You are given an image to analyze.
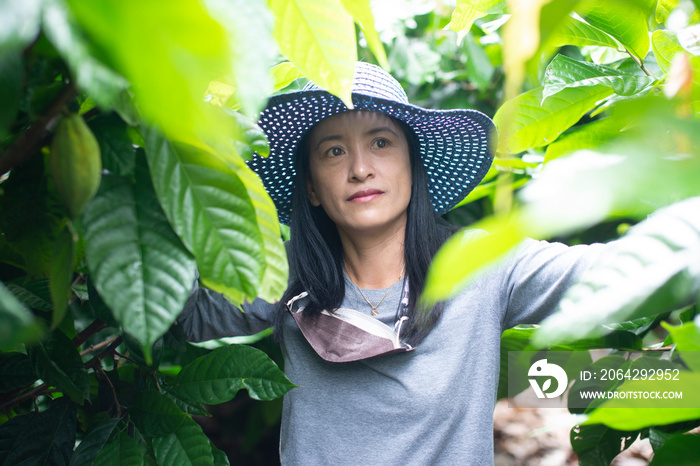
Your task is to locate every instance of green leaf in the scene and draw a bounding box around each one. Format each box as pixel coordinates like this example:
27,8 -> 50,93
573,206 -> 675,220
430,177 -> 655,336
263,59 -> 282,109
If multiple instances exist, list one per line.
650,432 -> 700,465
493,85 -> 614,154
225,110 -> 270,160
0,281 -> 43,350
170,344 -> 295,404
544,117 -> 626,162
340,0 -> 389,69
42,0 -> 129,109
652,29 -> 685,73
571,423 -> 639,465
144,130 -> 264,304
543,54 -> 655,100
0,397 -> 76,465
0,0 -> 41,55
233,156 -> 288,303
577,0 -> 651,60
152,417 -> 214,466
0,50 -> 23,139
49,226 -> 75,329
423,220 -> 527,304
83,166 -> 196,357
6,279 -> 52,312
0,352 -> 37,393
88,113 -> 137,179
271,61 -> 301,91
446,0 -> 506,42
129,390 -> 187,438
463,33 -> 495,92
268,0 -> 357,108
28,330 -> 90,404
202,0 -> 276,117
212,445 -> 231,466
548,16 -> 620,49
663,322 -> 700,371
65,0 -> 232,143
69,418 -> 120,466
533,196 -> 700,347
584,375 -> 700,429
93,431 -> 145,466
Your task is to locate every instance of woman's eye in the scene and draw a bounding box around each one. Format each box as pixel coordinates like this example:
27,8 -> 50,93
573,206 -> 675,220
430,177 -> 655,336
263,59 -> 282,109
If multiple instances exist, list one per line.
327,147 -> 343,157
373,138 -> 388,149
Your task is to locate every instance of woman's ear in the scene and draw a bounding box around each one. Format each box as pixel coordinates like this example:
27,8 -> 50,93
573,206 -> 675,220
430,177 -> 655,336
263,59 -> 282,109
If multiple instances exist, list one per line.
306,175 -> 321,207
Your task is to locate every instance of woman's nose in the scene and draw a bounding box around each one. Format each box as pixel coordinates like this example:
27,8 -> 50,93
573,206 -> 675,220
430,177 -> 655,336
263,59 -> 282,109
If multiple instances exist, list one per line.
348,148 -> 374,181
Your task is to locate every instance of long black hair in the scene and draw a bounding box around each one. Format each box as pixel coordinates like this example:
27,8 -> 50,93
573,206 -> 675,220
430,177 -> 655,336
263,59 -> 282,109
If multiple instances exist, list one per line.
276,116 -> 457,346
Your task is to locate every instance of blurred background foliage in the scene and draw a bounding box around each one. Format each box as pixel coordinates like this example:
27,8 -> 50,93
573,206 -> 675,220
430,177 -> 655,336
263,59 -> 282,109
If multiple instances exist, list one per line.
1,0 -> 700,464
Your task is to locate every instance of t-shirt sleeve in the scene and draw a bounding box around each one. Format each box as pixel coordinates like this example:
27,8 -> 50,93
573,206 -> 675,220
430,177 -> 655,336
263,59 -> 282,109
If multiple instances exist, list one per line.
499,238 -> 606,330
177,276 -> 277,342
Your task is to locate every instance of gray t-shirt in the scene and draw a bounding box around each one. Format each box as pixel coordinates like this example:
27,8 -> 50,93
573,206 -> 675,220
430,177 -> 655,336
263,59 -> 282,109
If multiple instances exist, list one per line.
178,238 -> 602,465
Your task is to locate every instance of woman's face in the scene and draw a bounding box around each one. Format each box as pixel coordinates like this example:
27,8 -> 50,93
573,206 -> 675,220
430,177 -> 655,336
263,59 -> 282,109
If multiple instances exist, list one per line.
306,110 -> 412,237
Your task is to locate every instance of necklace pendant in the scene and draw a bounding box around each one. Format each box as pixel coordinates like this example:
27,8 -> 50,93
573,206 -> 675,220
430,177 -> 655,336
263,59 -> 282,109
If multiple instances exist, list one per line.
371,309 -> 379,316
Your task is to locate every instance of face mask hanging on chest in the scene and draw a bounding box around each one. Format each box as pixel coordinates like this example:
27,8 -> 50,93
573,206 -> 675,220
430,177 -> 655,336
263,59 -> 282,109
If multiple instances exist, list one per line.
285,279 -> 414,363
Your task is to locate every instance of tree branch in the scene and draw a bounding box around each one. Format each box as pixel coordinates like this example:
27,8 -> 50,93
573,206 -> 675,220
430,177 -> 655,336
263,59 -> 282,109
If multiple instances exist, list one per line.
0,83 -> 77,176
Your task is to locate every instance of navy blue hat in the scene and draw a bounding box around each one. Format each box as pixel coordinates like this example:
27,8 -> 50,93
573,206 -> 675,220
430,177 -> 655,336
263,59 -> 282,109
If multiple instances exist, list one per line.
249,62 -> 496,225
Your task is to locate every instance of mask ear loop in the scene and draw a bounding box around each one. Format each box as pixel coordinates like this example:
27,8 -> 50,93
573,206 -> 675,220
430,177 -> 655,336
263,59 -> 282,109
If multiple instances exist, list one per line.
393,277 -> 410,338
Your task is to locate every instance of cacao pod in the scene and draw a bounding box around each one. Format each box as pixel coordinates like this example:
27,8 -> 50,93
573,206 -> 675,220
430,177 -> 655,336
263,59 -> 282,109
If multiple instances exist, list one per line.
50,113 -> 102,218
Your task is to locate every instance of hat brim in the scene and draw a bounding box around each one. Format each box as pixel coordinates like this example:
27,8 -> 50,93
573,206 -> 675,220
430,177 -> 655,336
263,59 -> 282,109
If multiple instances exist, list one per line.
250,90 -> 496,225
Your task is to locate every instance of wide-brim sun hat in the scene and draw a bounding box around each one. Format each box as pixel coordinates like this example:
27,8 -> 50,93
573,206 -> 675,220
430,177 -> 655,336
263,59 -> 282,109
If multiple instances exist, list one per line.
249,62 -> 496,225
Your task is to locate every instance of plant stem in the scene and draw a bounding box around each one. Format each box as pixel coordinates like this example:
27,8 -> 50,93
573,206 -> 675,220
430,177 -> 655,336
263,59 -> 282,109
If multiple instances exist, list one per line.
80,335 -> 121,357
625,48 -> 653,77
0,83 -> 77,176
0,383 -> 57,410
73,319 -> 108,348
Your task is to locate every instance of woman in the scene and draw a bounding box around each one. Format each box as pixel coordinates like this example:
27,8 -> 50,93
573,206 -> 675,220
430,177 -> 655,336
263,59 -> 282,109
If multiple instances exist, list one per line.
179,62 -> 600,464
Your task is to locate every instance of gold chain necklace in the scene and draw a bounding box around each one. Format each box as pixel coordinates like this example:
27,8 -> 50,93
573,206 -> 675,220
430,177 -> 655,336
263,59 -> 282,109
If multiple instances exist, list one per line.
345,265 -> 404,316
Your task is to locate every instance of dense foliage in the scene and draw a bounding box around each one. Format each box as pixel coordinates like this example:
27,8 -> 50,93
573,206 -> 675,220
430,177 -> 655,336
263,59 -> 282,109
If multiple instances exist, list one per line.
0,0 -> 699,464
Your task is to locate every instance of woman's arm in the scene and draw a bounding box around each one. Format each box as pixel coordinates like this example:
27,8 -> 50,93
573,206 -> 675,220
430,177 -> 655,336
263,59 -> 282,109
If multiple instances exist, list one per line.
177,277 -> 277,342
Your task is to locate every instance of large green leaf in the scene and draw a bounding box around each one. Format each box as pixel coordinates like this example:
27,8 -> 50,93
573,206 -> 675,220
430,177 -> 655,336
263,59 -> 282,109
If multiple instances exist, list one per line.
650,432 -> 700,465
0,50 -> 23,139
42,0 -> 129,109
66,0 -> 233,144
49,226 -> 74,329
0,0 -> 41,55
584,374 -> 700,429
0,397 -> 76,465
83,166 -> 196,357
543,54 -> 655,100
144,131 -> 265,304
93,431 -> 145,466
423,221 -> 527,304
152,417 -> 214,466
129,390 -> 188,438
225,153 -> 288,303
571,423 -> 639,465
340,0 -> 388,69
268,0 -> 357,108
170,344 -> 295,404
576,0 -> 651,60
651,29 -> 685,73
548,16 -> 620,49
446,0 -> 506,42
202,0 -> 276,118
28,330 -> 90,404
88,113 -> 137,178
69,418 -> 120,466
533,196 -> 700,347
494,85 -> 614,154
544,117 -> 626,162
0,281 -> 42,350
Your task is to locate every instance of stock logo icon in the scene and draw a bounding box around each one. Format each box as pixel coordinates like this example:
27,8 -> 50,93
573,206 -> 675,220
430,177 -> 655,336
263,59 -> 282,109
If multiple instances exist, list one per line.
528,359 -> 568,399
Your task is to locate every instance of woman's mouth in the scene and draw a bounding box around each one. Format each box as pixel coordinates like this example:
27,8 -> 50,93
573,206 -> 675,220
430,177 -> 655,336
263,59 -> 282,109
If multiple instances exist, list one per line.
347,189 -> 384,203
